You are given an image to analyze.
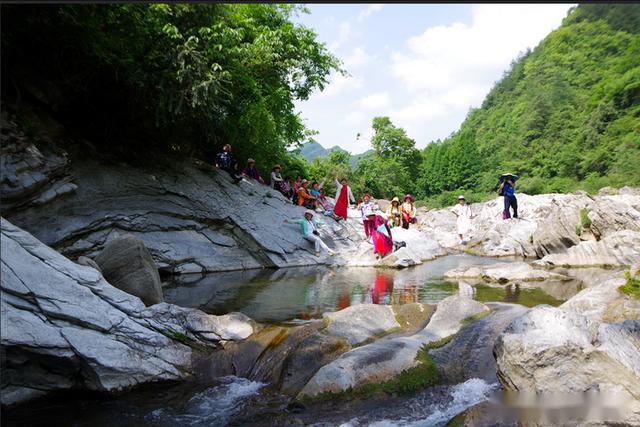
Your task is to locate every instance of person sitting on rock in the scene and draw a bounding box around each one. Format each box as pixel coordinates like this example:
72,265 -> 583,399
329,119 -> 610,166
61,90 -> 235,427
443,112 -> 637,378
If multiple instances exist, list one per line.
284,210 -> 335,257
452,195 -> 474,244
242,158 -> 265,184
401,194 -> 417,229
386,197 -> 401,228
215,144 -> 242,183
270,164 -> 284,191
297,179 -> 317,209
279,175 -> 293,200
318,187 -> 337,216
309,179 -> 325,199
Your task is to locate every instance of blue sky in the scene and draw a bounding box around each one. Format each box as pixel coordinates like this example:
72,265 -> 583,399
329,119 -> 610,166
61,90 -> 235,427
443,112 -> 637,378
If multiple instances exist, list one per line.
293,4 -> 574,154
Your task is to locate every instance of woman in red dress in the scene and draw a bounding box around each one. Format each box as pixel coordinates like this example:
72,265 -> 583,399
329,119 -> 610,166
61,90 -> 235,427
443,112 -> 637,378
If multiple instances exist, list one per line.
367,212 -> 393,259
332,172 -> 355,220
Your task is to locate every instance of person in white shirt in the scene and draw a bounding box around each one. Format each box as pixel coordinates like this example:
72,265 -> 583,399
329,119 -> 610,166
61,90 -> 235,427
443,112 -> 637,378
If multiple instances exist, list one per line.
359,193 -> 376,240
452,195 -> 473,244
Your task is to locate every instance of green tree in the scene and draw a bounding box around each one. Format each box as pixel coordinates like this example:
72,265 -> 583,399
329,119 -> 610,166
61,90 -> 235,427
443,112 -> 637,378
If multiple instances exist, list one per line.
1,4 -> 342,169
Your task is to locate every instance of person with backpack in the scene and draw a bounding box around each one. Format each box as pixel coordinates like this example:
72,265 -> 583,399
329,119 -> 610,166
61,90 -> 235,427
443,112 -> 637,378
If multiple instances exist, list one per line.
498,173 -> 518,219
284,210 -> 335,257
215,144 -> 242,183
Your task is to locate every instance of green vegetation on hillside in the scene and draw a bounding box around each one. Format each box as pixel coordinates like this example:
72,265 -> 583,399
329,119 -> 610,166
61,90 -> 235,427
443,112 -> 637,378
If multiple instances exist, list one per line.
1,4 -> 340,168
418,4 -> 640,201
297,5 -> 639,207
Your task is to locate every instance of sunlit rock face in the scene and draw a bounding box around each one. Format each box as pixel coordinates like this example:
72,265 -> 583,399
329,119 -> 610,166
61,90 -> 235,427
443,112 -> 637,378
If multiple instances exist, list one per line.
418,190 -> 640,267
0,219 -> 254,406
298,294 -> 489,397
494,306 -> 640,426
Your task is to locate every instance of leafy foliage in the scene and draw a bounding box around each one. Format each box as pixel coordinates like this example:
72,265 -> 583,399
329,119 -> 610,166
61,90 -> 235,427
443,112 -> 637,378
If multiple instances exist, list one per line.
417,4 -> 640,201
1,4 -> 341,168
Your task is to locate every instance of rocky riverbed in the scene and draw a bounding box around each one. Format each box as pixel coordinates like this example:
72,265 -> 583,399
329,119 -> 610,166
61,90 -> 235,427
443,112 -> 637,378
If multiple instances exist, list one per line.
2,115 -> 640,424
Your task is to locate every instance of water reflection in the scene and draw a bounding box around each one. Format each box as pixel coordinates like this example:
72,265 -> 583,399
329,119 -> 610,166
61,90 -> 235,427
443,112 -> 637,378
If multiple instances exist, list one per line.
163,255 -> 573,324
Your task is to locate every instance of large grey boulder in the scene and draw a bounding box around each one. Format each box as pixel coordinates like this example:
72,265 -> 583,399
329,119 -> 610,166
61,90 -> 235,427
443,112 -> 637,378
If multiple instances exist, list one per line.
94,234 -> 162,306
323,304 -> 401,346
299,294 -> 489,397
0,218 -> 254,406
495,306 -> 640,425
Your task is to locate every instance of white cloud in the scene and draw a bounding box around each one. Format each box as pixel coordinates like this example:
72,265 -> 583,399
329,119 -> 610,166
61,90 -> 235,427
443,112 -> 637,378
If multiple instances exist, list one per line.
357,4 -> 384,22
329,21 -> 355,52
345,110 -> 367,125
343,46 -> 373,69
315,72 -> 363,99
357,91 -> 391,109
388,4 -> 573,145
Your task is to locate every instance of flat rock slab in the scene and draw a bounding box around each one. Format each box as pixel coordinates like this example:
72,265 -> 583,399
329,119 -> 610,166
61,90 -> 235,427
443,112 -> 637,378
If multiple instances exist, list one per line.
324,304 -> 401,346
444,261 -> 570,283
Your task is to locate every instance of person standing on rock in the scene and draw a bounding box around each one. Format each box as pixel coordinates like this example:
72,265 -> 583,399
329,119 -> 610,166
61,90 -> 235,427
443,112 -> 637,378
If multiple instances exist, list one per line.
333,172 -> 355,221
284,210 -> 335,257
215,144 -> 242,183
387,197 -> 402,228
401,194 -> 417,229
359,194 -> 376,240
499,174 -> 518,219
367,211 -> 393,259
452,195 -> 473,244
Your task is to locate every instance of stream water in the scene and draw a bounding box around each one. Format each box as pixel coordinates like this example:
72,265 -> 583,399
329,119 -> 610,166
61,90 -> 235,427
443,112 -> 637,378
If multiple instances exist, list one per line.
4,255 -> 586,427
163,254 -> 572,324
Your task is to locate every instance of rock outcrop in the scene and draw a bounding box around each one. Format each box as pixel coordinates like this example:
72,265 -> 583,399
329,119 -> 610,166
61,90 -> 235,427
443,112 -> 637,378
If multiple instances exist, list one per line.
298,294 -> 489,397
0,218 -> 254,406
444,261 -> 571,284
419,191 -> 640,266
494,306 -> 640,425
94,235 -> 163,306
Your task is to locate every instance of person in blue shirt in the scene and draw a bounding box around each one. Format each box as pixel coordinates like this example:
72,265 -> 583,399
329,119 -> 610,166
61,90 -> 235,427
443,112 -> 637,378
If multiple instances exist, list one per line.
499,174 -> 518,219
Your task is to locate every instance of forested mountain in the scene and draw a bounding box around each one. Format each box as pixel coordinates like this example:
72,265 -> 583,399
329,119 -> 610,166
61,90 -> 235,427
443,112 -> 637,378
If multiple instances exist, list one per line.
299,140 -> 373,168
418,4 -> 640,203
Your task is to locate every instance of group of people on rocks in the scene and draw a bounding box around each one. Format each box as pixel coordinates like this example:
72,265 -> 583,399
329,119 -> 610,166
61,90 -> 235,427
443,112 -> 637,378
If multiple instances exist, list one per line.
215,144 -> 518,259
